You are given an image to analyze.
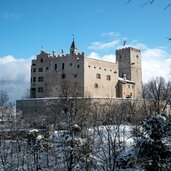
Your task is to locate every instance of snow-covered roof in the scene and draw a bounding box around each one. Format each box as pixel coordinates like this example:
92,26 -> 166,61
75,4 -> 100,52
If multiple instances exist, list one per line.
118,77 -> 135,84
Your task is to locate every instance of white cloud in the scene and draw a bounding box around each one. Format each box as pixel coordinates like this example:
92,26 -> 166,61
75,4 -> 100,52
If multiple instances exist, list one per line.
88,52 -> 115,63
88,40 -> 120,50
141,48 -> 171,83
0,55 -> 31,82
0,55 -> 31,102
142,48 -> 169,59
101,32 -> 120,39
117,42 -> 147,50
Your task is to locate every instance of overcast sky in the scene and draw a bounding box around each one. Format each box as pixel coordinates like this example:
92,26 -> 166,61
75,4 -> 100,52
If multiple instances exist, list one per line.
0,0 -> 171,102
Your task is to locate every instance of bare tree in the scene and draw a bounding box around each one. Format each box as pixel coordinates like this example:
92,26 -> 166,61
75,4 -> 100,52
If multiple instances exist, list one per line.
143,77 -> 171,115
126,0 -> 171,9
0,90 -> 9,107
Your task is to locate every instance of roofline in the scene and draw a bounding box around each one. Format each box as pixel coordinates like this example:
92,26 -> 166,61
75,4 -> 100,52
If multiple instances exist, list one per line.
85,56 -> 117,65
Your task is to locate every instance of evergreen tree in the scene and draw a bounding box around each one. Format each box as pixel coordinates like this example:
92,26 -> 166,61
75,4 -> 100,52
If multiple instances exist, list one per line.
135,114 -> 171,170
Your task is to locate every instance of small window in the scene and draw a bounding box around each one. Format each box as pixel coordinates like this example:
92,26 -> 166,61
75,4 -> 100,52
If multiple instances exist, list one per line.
106,75 -> 111,81
88,65 -> 91,68
104,69 -> 106,71
38,68 -> 43,72
38,77 -> 43,82
128,85 -> 130,88
40,59 -> 43,63
62,74 -> 65,79
70,63 -> 72,66
99,67 -> 101,69
136,55 -> 139,58
33,68 -> 36,72
94,67 -> 96,69
96,73 -> 101,79
38,87 -> 43,92
46,67 -> 49,70
94,83 -> 98,88
132,85 -> 134,89
33,77 -> 36,82
55,64 -> 57,70
62,63 -> 64,70
77,65 -> 80,68
110,70 -> 112,72
114,71 -> 117,74
120,55 -> 122,60
32,63 -> 36,66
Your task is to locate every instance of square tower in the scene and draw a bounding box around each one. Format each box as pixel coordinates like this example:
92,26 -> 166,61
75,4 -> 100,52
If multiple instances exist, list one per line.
116,47 -> 142,98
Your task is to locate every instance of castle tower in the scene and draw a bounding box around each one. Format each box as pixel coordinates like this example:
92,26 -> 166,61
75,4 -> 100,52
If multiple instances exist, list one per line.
116,47 -> 142,98
70,38 -> 78,55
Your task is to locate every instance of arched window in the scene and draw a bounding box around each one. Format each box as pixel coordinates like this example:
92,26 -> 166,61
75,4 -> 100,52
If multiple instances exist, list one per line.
96,73 -> 101,79
106,75 -> 111,81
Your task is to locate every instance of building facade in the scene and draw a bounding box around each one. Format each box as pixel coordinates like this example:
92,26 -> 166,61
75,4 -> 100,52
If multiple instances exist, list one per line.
30,39 -> 142,99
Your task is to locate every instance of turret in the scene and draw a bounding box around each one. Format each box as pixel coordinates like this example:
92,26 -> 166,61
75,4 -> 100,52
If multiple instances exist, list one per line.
70,38 -> 78,55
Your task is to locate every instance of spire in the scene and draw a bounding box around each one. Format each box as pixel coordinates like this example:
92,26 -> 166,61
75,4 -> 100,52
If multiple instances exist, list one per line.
70,35 -> 78,54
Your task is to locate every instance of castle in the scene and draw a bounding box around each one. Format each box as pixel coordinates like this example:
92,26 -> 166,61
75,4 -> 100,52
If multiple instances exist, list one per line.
29,39 -> 142,99
16,39 -> 142,115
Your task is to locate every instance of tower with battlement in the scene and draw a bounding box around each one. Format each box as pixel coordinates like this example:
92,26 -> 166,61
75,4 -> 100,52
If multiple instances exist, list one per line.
116,47 -> 142,98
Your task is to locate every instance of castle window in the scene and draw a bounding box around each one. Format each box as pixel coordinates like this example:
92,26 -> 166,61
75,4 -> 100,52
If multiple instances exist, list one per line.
62,63 -> 64,70
114,71 -> 117,74
38,77 -> 43,82
40,59 -> 43,63
88,65 -> 91,68
38,87 -> 43,92
99,67 -> 101,69
136,55 -> 139,58
132,85 -> 134,89
62,74 -> 65,79
96,73 -> 101,79
70,63 -> 72,66
55,64 -> 57,70
33,77 -> 36,82
32,63 -> 36,66
128,85 -> 130,88
94,83 -> 98,88
33,68 -> 36,72
120,55 -> 122,60
46,67 -> 49,70
38,68 -> 43,72
94,67 -> 96,69
106,75 -> 111,81
104,69 -> 106,71
77,65 -> 80,68
110,70 -> 112,72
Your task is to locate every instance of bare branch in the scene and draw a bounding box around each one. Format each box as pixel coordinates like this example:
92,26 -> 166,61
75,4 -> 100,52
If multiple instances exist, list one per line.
164,2 -> 171,9
126,0 -> 171,9
125,0 -> 132,4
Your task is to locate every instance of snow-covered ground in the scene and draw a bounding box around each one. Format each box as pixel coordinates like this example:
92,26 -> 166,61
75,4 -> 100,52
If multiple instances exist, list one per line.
0,125 -> 142,171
